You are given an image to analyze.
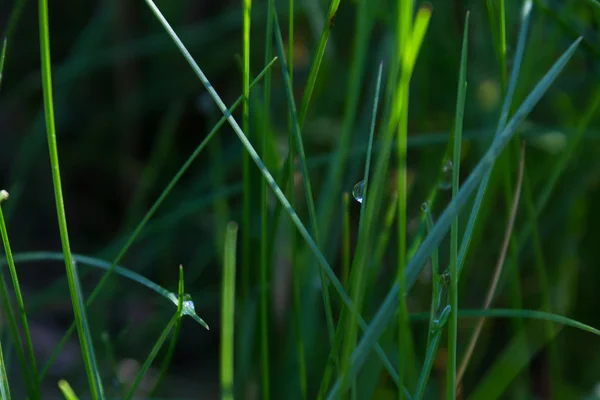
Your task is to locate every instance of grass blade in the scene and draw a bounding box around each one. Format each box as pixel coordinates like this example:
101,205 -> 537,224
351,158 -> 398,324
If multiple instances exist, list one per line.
0,191 -> 39,397
38,0 -> 104,396
272,6 -> 336,348
221,222 -> 238,400
326,36 -> 582,399
456,142 -> 525,385
241,0 -> 252,300
447,11 -> 469,399
58,380 -> 80,400
457,0 -> 532,281
340,60 -> 384,394
125,266 -> 185,399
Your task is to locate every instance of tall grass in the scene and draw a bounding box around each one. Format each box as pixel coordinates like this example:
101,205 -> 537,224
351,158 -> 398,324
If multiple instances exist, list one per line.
1,1 -> 600,399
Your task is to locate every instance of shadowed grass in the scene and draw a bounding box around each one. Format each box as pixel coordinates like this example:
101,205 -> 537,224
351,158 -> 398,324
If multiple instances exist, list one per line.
0,189 -> 39,398
326,36 -> 582,399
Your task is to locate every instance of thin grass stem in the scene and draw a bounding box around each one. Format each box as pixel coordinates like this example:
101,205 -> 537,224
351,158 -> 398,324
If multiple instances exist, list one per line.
38,0 -> 104,396
221,223 -> 238,400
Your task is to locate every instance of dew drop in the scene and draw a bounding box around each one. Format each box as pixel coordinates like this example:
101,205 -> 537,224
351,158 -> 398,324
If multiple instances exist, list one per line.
438,160 -> 453,190
352,180 -> 366,204
421,202 -> 428,212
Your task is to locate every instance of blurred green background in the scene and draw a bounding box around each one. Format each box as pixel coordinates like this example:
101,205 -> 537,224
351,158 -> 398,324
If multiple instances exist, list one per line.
2,0 -> 600,398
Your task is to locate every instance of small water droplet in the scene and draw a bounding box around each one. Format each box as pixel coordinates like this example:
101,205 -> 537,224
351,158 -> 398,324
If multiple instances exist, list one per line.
421,202 -> 428,212
352,180 -> 366,204
438,160 -> 453,190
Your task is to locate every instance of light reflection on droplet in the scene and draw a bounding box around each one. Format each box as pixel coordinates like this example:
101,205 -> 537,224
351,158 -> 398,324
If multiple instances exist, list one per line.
352,180 -> 366,204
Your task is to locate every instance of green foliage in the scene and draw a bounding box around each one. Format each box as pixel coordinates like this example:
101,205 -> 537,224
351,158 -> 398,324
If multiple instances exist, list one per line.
0,0 -> 599,399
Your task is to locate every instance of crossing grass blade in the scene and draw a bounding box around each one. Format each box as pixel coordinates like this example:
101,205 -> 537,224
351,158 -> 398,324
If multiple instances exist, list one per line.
38,0 -> 104,396
325,36 -> 582,399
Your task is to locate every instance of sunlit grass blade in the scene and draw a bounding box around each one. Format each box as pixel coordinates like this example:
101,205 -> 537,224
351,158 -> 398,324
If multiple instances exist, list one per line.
58,380 -> 80,400
221,222 -> 238,400
37,56 -> 276,381
38,0 -> 104,397
125,266 -> 185,400
0,190 -> 39,397
447,11 -> 469,399
457,0 -> 532,281
241,0 -> 252,300
297,0 -> 340,125
326,37 -> 582,399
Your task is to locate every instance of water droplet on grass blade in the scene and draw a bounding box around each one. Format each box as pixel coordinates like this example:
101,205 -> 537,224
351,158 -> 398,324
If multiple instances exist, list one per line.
421,202 -> 428,212
352,180 -> 366,203
438,160 -> 453,190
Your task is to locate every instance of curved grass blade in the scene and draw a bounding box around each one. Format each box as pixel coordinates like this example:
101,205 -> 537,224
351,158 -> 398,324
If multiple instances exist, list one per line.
409,308 -> 600,336
0,194 -> 11,400
326,37 -> 582,399
38,0 -> 104,396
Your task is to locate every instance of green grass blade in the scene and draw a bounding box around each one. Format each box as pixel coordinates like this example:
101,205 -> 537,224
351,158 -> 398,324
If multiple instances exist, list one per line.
0,38 -> 6,91
410,308 -> 600,336
261,1 -> 273,399
340,60 -> 384,395
37,57 -> 276,381
241,0 -> 252,300
0,191 -> 39,397
38,0 -> 104,396
457,0 -> 532,281
396,2 -> 415,396
58,380 -> 80,400
221,222 -> 238,400
125,266 -> 184,400
413,204 -> 441,400
272,7 -> 336,348
326,37 -> 582,399
297,0 -> 340,125
141,4 -> 421,389
447,11 -> 469,400
0,193 -> 11,400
